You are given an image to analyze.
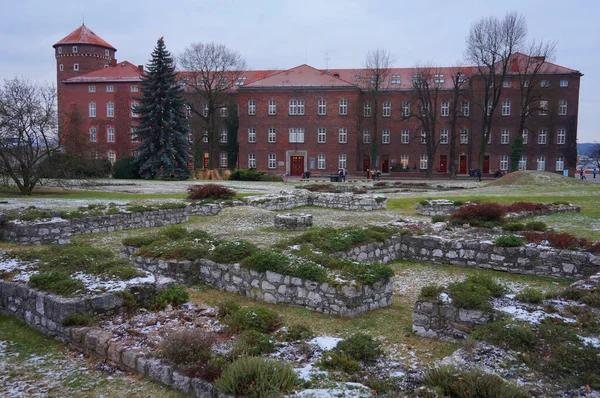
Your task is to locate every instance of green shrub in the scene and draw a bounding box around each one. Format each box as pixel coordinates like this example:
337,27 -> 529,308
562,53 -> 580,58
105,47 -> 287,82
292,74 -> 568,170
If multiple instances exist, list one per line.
525,221 -> 547,232
503,222 -> 524,232
431,215 -> 447,223
138,240 -> 210,261
232,330 -> 275,357
185,229 -> 213,242
335,333 -> 381,362
466,274 -> 506,297
28,272 -> 85,296
228,168 -> 265,181
419,200 -> 430,206
494,235 -> 524,247
217,300 -> 241,319
211,240 -> 258,263
293,261 -> 327,282
515,288 -> 545,303
420,285 -> 443,298
277,323 -> 314,342
163,225 -> 188,240
453,200 -> 465,206
38,153 -> 111,179
61,312 -> 96,326
471,320 -> 536,351
423,366 -> 529,398
157,202 -> 188,210
340,262 -> 394,285
93,259 -> 143,280
125,204 -> 155,213
215,357 -> 298,397
20,208 -> 53,221
318,351 -> 360,373
242,251 -> 289,273
448,283 -> 493,310
160,329 -> 221,380
152,285 -> 189,310
224,307 -> 281,333
581,291 -> 600,307
111,156 -> 139,179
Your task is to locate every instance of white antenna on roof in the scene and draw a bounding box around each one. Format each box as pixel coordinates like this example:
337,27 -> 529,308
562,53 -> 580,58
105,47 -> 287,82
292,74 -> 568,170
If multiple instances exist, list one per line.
325,52 -> 330,72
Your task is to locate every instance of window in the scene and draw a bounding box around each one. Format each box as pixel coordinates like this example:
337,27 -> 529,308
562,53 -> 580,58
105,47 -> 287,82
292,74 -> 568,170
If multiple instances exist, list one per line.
220,106 -> 228,117
317,127 -> 326,143
339,98 -> 348,115
391,74 -> 401,84
106,85 -> 114,92
108,150 -> 116,164
519,156 -> 527,170
420,131 -> 427,144
382,128 -> 390,144
88,85 -> 96,93
440,129 -> 448,144
338,127 -> 347,143
248,153 -> 256,168
363,102 -> 371,117
89,127 -> 97,142
132,130 -> 140,142
131,102 -> 139,118
318,153 -> 326,169
558,100 -> 567,115
289,127 -> 305,143
412,74 -> 422,84
539,100 -> 548,115
522,129 -> 528,144
203,104 -> 209,117
185,105 -> 192,118
501,99 -> 510,116
107,127 -> 115,142
420,155 -> 428,170
220,153 -> 228,168
420,102 -> 429,116
220,128 -> 228,143
131,85 -> 139,92
72,46 -> 78,53
557,128 -> 566,145
457,73 -> 467,83
363,130 -> 370,144
105,49 -> 110,57
560,80 -> 568,87
460,129 -> 469,144
501,128 -> 510,144
486,100 -> 492,115
268,153 -> 276,169
523,81 -> 530,88
107,102 -> 114,117
383,101 -> 391,117
338,153 -> 347,169
248,127 -> 256,143
488,131 -> 492,144
201,133 -> 208,143
289,99 -> 305,115
401,128 -> 410,144
537,156 -> 546,171
402,101 -> 410,117
441,101 -> 449,117
73,63 -> 79,71
58,47 -> 62,54
317,99 -> 326,115
503,80 -> 512,88
59,64 -> 64,71
500,155 -> 508,171
248,99 -> 256,115
541,80 -> 549,87
538,129 -> 547,144
461,101 -> 470,116
89,102 -> 96,117
267,127 -> 276,143
400,155 -> 409,169
556,156 -> 565,171
434,74 -> 445,84
268,99 -> 276,115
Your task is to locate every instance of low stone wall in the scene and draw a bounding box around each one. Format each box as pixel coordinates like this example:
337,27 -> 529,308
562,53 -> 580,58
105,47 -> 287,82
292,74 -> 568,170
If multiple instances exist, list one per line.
244,189 -> 387,211
412,298 -> 494,340
121,246 -> 394,317
335,234 -> 600,279
415,200 -> 460,216
186,203 -> 223,216
0,279 -> 231,398
274,213 -> 313,230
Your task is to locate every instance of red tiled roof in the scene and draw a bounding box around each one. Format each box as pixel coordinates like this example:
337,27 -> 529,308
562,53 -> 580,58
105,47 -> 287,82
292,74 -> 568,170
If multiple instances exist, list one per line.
53,24 -> 116,51
64,61 -> 142,83
244,64 -> 358,88
504,52 -> 581,75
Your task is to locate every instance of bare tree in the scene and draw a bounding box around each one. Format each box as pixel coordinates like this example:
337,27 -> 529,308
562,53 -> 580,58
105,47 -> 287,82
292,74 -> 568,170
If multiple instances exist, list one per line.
178,43 -> 247,169
465,11 -> 527,170
360,49 -> 394,168
590,143 -> 600,171
0,77 -> 58,195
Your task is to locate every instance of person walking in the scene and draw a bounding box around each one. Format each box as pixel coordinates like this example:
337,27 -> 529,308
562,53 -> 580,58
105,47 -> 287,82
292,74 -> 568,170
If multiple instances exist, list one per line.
594,168 -> 597,179
580,168 -> 586,180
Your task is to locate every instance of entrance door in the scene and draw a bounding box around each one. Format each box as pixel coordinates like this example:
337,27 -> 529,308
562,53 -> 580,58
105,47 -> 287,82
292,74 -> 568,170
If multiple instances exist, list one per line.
363,155 -> 371,172
459,155 -> 467,174
203,153 -> 209,169
290,156 -> 304,176
483,155 -> 490,174
381,155 -> 389,173
439,155 -> 447,173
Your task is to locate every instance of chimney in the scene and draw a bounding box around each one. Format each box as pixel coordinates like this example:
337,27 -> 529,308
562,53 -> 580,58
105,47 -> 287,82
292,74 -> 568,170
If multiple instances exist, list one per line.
533,56 -> 546,62
138,65 -> 144,73
333,73 -> 340,78
112,59 -> 117,66
511,58 -> 519,72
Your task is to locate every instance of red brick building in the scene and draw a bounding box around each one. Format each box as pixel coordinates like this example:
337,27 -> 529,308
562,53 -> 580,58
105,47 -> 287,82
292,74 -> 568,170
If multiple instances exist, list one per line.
54,25 -> 582,177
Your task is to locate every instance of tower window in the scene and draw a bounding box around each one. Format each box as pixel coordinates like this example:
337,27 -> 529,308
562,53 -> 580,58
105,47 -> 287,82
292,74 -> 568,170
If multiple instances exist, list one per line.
59,64 -> 64,71
73,63 -> 79,71
58,47 -> 62,54
72,46 -> 78,53
105,49 -> 109,57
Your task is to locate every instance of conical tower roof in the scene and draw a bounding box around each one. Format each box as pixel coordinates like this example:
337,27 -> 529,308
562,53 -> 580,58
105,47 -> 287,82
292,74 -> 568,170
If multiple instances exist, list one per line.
53,24 -> 116,50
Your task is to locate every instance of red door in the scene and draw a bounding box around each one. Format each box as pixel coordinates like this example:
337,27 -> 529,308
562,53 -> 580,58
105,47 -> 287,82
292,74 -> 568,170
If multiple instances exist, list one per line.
439,155 -> 447,173
459,155 -> 467,174
290,156 -> 304,176
483,155 -> 490,174
381,155 -> 389,173
363,156 -> 370,172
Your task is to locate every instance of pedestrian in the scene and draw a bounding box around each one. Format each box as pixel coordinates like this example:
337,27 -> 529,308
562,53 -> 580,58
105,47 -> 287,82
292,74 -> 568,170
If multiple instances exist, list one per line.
594,168 -> 597,179
580,168 -> 586,180
366,168 -> 371,180
338,168 -> 344,182
476,169 -> 482,182
343,168 -> 347,182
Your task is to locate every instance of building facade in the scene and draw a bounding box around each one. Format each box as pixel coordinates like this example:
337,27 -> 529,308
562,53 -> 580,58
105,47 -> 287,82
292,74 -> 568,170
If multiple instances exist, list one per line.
54,25 -> 582,177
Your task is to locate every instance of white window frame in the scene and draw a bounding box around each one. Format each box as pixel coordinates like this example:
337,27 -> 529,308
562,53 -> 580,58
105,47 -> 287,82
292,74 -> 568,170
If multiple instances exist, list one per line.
268,153 -> 276,169
289,127 -> 305,143
248,99 -> 256,115
540,100 -> 549,115
318,153 -> 326,169
382,128 -> 390,144
519,156 -> 527,170
108,150 -> 116,164
541,80 -> 550,87
338,127 -> 347,144
105,49 -> 110,57
391,74 -> 401,84
338,153 -> 347,169
131,102 -> 139,118
500,155 -> 508,171
106,85 -> 114,92
560,80 -> 568,87
59,64 -> 64,71
538,129 -> 547,144
339,98 -> 348,115
537,156 -> 546,171
363,130 -> 370,144
317,127 -> 326,143
203,104 -> 209,118
440,129 -> 448,145
73,63 -> 79,71
72,46 -> 78,53
402,101 -> 410,117
503,80 -> 512,88
89,102 -> 96,117
107,127 -> 115,143
248,127 -> 256,143
557,128 -> 566,145
131,85 -> 139,92
522,129 -> 528,144
400,155 -> 409,169
420,131 -> 427,144
268,127 -> 276,143
419,155 -> 428,170
132,129 -> 140,143
501,99 -> 510,116
220,106 -> 228,118
383,101 -> 391,117
501,128 -> 510,145
58,47 -> 62,54
317,99 -> 326,115
89,127 -> 97,142
364,102 -> 371,117
441,101 -> 449,117
555,156 -> 565,171
88,85 -> 96,93
434,74 -> 445,84
268,99 -> 276,115
401,128 -> 410,144
289,99 -> 305,115
558,100 -> 567,115
461,101 -> 470,116
248,153 -> 256,168
220,152 -> 228,168
107,102 -> 114,117
220,128 -> 228,143
460,129 -> 469,145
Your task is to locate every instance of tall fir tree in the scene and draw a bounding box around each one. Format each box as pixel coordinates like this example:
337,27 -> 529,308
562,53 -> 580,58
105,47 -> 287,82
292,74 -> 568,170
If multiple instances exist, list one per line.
133,37 -> 191,180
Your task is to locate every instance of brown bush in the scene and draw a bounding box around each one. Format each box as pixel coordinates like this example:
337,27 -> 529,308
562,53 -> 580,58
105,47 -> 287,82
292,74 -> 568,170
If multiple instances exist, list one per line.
450,202 -> 506,225
160,329 -> 224,380
504,202 -> 550,213
187,184 -> 235,200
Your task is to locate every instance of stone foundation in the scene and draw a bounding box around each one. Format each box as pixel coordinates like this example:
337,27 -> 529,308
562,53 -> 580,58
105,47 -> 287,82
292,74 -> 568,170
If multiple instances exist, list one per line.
244,189 -> 387,211
274,213 -> 313,230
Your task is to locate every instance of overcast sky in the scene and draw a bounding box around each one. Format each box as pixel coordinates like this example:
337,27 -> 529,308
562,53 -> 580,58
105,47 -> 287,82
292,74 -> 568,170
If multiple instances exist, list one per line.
1,0 -> 597,142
